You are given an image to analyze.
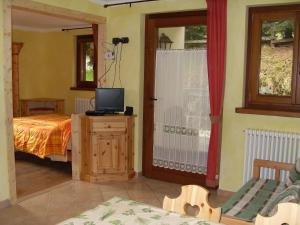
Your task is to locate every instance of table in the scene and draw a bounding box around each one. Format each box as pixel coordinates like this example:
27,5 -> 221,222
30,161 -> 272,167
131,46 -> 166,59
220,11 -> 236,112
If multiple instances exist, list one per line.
58,197 -> 224,225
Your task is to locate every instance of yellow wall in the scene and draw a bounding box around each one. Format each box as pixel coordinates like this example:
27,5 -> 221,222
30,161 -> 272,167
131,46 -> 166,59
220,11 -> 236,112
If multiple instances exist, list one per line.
106,0 -> 300,189
0,0 -> 205,202
13,29 -> 94,114
105,0 -> 206,171
14,0 -> 206,174
0,0 -> 106,202
31,0 -> 106,17
159,27 -> 185,49
220,0 -> 300,191
3,0 -> 300,202
0,0 -> 10,202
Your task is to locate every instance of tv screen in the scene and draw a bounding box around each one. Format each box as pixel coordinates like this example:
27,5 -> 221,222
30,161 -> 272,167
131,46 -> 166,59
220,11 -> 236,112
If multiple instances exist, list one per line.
95,88 -> 124,113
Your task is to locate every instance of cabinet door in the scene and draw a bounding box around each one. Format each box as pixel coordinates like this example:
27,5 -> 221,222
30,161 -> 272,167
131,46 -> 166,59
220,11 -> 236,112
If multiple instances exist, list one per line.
91,134 -> 126,174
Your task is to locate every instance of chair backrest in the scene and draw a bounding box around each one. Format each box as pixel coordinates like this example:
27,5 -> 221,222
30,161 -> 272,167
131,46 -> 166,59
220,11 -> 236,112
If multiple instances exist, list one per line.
163,185 -> 221,222
255,202 -> 300,225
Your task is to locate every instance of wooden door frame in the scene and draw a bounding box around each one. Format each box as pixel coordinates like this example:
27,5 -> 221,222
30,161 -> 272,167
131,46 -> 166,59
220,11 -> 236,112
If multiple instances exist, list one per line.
2,0 -> 106,204
142,11 -> 208,185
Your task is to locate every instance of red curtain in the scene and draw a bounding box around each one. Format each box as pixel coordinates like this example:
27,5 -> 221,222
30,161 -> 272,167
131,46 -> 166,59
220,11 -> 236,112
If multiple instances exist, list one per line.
206,0 -> 227,188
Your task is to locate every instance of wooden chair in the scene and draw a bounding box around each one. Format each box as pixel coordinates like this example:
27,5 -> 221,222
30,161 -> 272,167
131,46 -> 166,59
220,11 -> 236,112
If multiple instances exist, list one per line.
255,203 -> 300,225
163,185 -> 221,222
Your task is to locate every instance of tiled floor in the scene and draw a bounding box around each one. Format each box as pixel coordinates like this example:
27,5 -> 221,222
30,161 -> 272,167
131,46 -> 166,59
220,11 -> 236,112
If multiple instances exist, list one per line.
0,177 -> 229,225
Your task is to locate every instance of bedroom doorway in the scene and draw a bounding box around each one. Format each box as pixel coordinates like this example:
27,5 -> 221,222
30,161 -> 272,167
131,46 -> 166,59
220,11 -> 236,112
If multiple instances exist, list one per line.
11,8 -> 92,199
143,11 -> 209,185
3,0 -> 106,203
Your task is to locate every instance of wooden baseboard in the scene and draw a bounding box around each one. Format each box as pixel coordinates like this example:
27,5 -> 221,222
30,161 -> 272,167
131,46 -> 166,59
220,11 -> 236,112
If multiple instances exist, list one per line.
0,199 -> 11,210
217,189 -> 234,198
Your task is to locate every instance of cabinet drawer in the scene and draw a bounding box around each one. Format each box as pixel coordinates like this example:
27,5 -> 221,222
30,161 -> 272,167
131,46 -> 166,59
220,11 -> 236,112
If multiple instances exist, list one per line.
90,121 -> 126,132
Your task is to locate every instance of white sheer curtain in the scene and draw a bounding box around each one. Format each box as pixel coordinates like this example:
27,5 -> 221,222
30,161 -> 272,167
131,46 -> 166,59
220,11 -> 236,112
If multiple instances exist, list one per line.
153,49 -> 210,174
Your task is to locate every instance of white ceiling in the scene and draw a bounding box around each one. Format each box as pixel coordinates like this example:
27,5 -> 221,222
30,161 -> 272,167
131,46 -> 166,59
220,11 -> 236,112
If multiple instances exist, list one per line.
12,8 -> 90,32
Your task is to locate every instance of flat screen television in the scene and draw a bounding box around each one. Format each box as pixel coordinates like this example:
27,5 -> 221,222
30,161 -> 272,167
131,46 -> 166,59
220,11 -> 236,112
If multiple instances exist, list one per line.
95,88 -> 124,113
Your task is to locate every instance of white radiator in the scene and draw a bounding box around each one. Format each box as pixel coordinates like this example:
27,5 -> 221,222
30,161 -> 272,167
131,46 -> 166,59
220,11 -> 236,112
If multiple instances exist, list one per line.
243,129 -> 300,183
75,97 -> 94,113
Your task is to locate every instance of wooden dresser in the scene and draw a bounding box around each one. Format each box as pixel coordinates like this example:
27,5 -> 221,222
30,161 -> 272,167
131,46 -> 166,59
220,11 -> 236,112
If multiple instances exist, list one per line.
20,98 -> 64,116
80,115 -> 135,182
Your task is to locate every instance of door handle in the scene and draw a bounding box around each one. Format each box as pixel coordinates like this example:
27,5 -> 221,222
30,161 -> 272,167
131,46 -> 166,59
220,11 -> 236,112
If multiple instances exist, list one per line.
150,97 -> 158,101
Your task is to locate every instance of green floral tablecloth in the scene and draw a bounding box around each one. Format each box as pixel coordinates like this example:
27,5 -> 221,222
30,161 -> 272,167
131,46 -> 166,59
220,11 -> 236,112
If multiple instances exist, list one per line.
58,197 -> 224,225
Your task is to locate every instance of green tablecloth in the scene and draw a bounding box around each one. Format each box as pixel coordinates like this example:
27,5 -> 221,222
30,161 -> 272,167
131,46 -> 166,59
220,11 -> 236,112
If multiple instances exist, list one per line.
58,197 -> 224,225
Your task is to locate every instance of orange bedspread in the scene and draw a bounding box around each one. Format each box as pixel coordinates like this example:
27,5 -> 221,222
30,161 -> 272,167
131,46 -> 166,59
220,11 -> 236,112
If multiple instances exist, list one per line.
13,114 -> 71,158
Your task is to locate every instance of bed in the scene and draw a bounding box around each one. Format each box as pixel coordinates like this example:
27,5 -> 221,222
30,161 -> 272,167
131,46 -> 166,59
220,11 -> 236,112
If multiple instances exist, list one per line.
13,114 -> 72,161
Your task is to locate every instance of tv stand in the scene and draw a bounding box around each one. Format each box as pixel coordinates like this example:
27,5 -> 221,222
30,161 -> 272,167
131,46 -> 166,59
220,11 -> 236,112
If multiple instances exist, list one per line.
79,115 -> 135,182
85,110 -> 120,116
103,111 -> 119,115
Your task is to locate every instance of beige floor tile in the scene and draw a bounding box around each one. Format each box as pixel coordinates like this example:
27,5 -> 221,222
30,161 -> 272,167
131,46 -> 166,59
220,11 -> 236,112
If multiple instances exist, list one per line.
10,152 -> 232,224
0,205 -> 33,225
102,190 -> 130,201
18,192 -> 50,219
13,216 -> 46,225
99,182 -> 126,192
1,176 -> 230,225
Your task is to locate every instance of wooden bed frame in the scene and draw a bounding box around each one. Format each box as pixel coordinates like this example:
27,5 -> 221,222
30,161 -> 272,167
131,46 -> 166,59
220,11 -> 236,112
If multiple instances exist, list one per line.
220,159 -> 294,225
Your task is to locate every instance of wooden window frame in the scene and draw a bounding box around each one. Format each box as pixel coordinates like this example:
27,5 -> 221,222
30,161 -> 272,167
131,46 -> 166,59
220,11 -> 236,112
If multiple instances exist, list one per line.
76,35 -> 97,89
240,4 -> 300,116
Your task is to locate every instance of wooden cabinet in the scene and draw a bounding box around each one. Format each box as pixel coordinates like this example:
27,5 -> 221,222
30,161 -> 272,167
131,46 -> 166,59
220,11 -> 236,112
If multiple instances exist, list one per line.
80,115 -> 135,182
20,98 -> 64,116
91,134 -> 126,174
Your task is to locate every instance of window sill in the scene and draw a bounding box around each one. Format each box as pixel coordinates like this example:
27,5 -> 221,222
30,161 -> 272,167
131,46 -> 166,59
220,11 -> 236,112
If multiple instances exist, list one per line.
235,107 -> 300,118
70,87 -> 95,91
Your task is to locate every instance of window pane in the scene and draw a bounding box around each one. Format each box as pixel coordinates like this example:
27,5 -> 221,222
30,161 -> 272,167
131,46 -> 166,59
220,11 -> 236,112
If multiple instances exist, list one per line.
83,42 -> 94,82
185,25 -> 207,49
259,19 -> 294,96
157,25 -> 207,50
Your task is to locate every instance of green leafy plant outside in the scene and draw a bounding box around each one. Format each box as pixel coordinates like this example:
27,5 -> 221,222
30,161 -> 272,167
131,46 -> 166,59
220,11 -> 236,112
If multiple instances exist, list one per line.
259,19 -> 294,96
259,45 -> 292,96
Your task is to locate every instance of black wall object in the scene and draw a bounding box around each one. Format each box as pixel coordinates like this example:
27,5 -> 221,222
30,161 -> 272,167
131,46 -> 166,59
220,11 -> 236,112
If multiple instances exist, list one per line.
112,37 -> 122,45
124,106 -> 133,116
121,37 -> 129,44
112,37 -> 130,45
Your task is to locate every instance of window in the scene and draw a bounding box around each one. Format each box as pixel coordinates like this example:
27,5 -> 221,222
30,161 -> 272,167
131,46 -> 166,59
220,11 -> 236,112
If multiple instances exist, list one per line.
76,35 -> 97,89
245,5 -> 300,112
184,25 -> 207,49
